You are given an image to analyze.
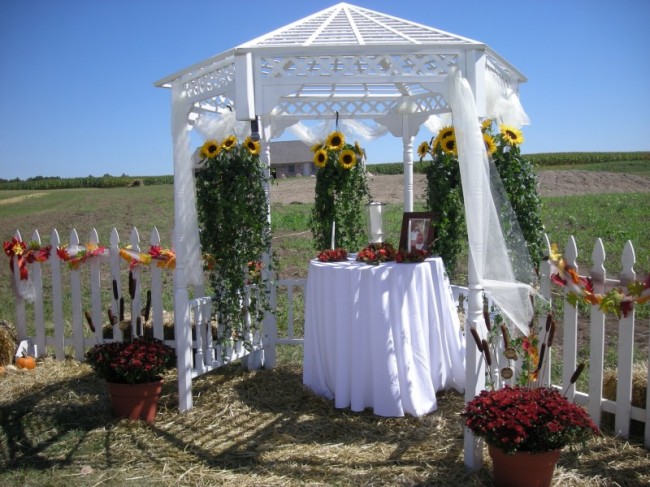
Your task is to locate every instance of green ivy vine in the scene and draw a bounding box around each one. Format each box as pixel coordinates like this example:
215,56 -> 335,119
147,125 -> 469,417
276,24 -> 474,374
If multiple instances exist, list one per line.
418,120 -> 544,278
310,130 -> 371,251
195,135 -> 274,348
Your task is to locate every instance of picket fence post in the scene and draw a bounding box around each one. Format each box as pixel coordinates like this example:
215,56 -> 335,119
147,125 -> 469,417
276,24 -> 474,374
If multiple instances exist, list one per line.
588,238 -> 607,427
150,227 -> 164,340
31,229 -> 46,357
562,236 -> 579,401
50,228 -> 65,360
11,230 -> 27,341
88,228 -> 104,345
614,241 -> 636,437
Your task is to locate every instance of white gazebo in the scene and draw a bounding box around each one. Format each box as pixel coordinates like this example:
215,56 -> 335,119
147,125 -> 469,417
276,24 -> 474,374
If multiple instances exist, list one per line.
155,2 -> 533,470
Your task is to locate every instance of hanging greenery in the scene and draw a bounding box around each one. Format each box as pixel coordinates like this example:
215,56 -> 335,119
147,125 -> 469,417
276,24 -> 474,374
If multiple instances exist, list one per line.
195,135 -> 274,347
418,120 -> 544,278
489,123 -> 545,269
418,126 -> 465,278
310,130 -> 371,251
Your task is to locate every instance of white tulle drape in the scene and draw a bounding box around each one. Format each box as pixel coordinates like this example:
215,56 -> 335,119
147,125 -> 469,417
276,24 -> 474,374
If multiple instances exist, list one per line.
171,85 -> 204,288
448,68 -> 536,335
485,69 -> 530,128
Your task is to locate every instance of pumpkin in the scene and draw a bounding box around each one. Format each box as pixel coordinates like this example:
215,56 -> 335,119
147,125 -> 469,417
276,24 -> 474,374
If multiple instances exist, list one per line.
16,354 -> 36,370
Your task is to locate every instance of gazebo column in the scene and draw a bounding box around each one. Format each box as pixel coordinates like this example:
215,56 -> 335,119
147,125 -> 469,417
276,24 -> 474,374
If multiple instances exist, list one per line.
259,135 -> 278,369
402,115 -> 414,212
170,81 -> 195,413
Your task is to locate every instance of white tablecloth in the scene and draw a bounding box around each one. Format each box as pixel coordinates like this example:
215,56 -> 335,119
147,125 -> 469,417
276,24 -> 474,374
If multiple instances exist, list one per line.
303,257 -> 465,417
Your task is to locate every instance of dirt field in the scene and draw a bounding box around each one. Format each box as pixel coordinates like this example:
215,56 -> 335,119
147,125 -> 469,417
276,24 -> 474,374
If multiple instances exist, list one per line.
270,170 -> 650,204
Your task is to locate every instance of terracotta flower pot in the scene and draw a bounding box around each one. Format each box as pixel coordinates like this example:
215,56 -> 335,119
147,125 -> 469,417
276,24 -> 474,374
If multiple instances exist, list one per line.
488,444 -> 560,487
106,380 -> 163,423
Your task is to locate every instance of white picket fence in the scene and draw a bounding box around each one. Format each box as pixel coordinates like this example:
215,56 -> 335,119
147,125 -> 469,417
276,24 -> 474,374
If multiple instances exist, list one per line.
538,236 -> 650,447
8,228 -> 649,446
475,235 -> 649,447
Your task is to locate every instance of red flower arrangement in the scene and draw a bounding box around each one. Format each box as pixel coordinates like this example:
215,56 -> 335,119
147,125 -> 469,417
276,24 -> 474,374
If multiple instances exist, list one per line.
317,248 -> 348,262
356,242 -> 396,265
462,386 -> 598,455
395,248 -> 430,263
85,338 -> 175,384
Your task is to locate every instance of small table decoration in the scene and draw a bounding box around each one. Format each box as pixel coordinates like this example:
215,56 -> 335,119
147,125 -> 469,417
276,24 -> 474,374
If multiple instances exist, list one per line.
356,242 -> 396,265
395,248 -> 430,263
317,248 -> 348,263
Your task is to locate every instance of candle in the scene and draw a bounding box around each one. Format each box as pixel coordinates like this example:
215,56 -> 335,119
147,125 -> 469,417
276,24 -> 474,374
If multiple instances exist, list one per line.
331,220 -> 335,249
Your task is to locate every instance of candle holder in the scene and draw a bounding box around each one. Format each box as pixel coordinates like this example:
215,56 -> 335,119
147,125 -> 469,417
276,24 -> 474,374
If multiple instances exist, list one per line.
366,202 -> 386,244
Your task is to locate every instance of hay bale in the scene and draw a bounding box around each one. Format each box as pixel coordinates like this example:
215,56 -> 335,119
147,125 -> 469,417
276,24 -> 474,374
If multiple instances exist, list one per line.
0,320 -> 18,366
602,362 -> 647,438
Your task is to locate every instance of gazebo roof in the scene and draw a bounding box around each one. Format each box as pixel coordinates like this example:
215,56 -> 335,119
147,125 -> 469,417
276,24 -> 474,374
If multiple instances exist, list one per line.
155,2 -> 525,125
238,2 -> 483,48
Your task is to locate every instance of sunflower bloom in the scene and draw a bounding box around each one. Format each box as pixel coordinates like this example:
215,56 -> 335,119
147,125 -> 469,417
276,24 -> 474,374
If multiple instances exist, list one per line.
310,143 -> 323,153
440,135 -> 458,156
483,133 -> 497,155
314,149 -> 328,168
500,124 -> 524,145
481,119 -> 493,132
326,130 -> 345,151
417,141 -> 430,159
244,136 -> 260,155
221,135 -> 238,151
339,149 -> 357,170
432,126 -> 455,152
201,140 -> 220,159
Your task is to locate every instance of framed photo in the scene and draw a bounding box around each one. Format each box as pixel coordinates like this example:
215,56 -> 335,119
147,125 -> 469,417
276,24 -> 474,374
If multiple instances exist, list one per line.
398,212 -> 436,253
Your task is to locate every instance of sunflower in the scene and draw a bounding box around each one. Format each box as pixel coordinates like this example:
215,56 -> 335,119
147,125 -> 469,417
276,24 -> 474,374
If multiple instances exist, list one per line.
432,126 -> 455,152
482,133 -> 497,155
221,135 -> 238,151
481,118 -> 493,132
417,141 -> 431,160
440,135 -> 458,156
313,149 -> 328,168
339,149 -> 357,170
310,143 -> 323,153
354,140 -> 366,159
499,124 -> 524,145
244,136 -> 260,155
200,139 -> 220,159
326,130 -> 345,151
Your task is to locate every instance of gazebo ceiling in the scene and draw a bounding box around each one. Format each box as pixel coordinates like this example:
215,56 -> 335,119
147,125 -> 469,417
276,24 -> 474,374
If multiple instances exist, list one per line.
155,2 -> 526,124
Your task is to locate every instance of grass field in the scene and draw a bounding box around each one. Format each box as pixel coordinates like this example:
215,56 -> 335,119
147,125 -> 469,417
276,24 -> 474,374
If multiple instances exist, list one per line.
1,167 -> 650,486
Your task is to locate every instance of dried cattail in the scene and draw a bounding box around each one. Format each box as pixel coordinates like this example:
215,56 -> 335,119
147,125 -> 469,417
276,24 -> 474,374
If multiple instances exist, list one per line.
470,328 -> 483,352
570,363 -> 586,385
545,313 -> 553,332
112,279 -> 119,301
84,310 -> 95,332
143,290 -> 151,323
546,319 -> 556,347
500,324 -> 510,350
481,339 -> 492,367
108,308 -> 118,326
128,271 -> 136,300
483,310 -> 491,332
119,297 -> 125,322
536,343 -> 547,372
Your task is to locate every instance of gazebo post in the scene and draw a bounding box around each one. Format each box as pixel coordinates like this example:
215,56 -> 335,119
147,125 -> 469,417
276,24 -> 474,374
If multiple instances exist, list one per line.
464,254 -> 486,470
170,80 -> 195,412
402,115 -> 414,212
259,137 -> 278,369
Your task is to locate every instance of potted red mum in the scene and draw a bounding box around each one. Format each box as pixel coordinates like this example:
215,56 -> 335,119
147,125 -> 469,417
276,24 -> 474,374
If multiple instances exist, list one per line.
85,338 -> 175,423
463,385 -> 599,487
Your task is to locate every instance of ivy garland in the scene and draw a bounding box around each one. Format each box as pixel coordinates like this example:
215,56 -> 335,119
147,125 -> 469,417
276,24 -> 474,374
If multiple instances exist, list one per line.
417,120 -> 544,277
195,135 -> 274,347
309,130 -> 371,251
419,126 -> 465,278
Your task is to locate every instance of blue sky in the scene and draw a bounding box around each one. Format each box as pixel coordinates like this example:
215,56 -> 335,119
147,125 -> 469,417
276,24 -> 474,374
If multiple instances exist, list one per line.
1,0 -> 648,180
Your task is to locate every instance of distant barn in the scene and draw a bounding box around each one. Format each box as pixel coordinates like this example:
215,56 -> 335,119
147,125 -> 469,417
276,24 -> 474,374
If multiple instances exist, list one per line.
269,141 -> 314,178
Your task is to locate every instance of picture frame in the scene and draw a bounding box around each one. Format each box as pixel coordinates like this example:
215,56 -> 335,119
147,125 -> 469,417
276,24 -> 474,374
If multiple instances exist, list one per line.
398,212 -> 437,253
